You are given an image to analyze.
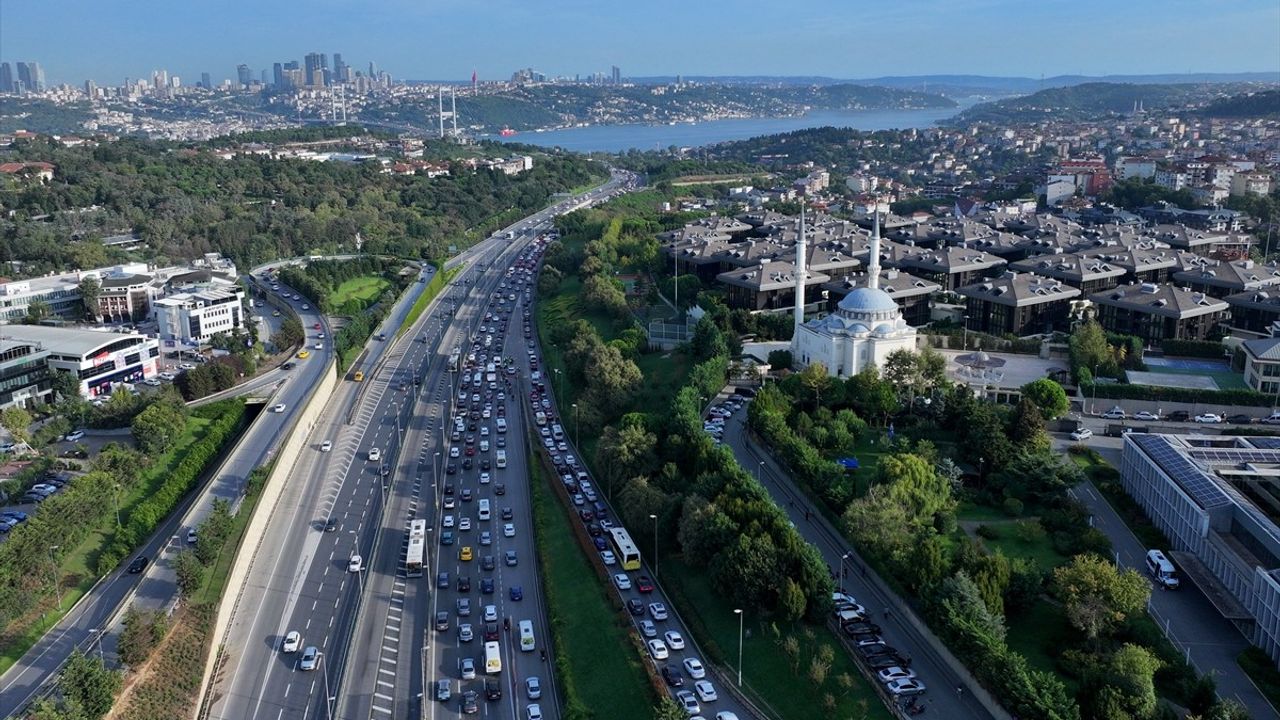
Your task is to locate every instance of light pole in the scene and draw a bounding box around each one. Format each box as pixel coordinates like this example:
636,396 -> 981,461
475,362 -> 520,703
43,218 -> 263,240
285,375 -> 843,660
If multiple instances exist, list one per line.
572,403 -> 579,448
48,545 -> 62,610
734,608 -> 744,687
554,368 -> 563,410
112,484 -> 121,527
839,552 -> 851,594
962,314 -> 969,350
649,513 -> 658,578
1090,363 -> 1099,415
322,652 -> 334,720
756,460 -> 764,482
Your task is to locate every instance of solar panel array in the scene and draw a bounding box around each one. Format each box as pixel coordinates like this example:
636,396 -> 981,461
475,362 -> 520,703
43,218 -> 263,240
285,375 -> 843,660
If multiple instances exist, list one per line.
1248,437 -> 1280,451
1188,449 -> 1280,464
1132,434 -> 1233,510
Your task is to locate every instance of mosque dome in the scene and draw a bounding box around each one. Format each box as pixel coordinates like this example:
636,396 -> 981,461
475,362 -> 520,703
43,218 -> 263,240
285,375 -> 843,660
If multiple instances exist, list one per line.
837,287 -> 899,314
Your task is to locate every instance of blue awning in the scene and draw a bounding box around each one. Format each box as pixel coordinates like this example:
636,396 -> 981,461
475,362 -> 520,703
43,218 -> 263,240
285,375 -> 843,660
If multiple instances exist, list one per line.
837,457 -> 860,469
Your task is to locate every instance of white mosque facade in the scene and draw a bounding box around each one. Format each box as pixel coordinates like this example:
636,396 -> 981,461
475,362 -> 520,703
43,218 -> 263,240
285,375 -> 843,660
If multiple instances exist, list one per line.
791,208 -> 918,378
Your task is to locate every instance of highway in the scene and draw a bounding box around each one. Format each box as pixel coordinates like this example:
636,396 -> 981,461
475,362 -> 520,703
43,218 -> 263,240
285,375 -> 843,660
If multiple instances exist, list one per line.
0,276 -> 339,718
209,170 -> 632,720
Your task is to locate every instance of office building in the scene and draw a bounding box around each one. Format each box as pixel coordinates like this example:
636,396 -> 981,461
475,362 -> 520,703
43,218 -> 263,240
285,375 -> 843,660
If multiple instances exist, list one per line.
273,63 -> 284,88
154,287 -> 246,346
16,62 -> 44,92
97,272 -> 159,323
201,72 -> 212,90
611,65 -> 621,84
0,339 -> 52,410
0,63 -> 12,93
237,64 -> 252,88
1121,433 -> 1280,665
0,325 -> 158,398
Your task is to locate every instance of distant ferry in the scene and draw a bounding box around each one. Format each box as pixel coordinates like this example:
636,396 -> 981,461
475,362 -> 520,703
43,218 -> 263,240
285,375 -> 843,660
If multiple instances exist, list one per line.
499,127 -> 517,137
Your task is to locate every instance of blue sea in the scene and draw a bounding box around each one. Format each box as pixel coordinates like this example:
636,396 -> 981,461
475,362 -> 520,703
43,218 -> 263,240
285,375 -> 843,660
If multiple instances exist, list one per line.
492,99 -> 981,153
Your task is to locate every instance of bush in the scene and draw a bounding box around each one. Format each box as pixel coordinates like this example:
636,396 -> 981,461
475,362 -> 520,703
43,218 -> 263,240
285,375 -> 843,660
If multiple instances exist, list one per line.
1082,381 -> 1273,407
977,524 -> 1000,540
1002,497 -> 1025,517
1161,339 -> 1227,359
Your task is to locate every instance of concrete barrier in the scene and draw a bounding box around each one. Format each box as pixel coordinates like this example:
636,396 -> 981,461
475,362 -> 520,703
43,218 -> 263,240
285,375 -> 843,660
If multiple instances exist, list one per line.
194,357 -> 339,720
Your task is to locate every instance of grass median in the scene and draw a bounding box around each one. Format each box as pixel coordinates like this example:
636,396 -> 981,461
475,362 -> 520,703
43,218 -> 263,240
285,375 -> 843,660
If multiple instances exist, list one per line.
398,263 -> 459,340
530,456 -> 652,720
331,276 -> 392,315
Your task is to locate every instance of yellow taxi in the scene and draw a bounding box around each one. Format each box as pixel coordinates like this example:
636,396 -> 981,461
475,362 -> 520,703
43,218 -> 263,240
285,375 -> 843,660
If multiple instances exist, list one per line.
297,350 -> 310,359
460,546 -> 473,562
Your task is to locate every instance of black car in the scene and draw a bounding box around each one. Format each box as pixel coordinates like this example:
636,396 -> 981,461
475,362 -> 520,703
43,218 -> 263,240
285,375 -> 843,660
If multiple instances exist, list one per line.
481,555 -> 496,571
437,572 -> 450,589
481,577 -> 495,594
446,463 -> 457,475
444,482 -> 455,495
127,556 -> 148,574
865,653 -> 906,670
324,517 -> 340,532
1166,410 -> 1191,422
1227,414 -> 1255,424
280,362 -> 296,370
379,464 -> 390,477
461,691 -> 479,715
462,457 -> 473,470
843,622 -> 881,638
494,484 -> 506,496
626,598 -> 645,616
458,576 -> 471,592
485,679 -> 501,701
501,507 -> 513,520
661,665 -> 684,688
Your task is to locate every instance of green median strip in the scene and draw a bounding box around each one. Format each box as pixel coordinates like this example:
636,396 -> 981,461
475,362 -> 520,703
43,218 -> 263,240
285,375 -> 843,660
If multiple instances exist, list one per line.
529,451 -> 654,720
398,263 -> 460,339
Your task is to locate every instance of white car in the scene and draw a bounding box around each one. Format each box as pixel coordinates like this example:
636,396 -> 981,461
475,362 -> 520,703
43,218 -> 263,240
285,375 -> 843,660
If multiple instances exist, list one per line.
320,440 -> 332,452
1133,411 -> 1160,421
1100,407 -> 1126,420
640,620 -> 657,638
348,555 -> 362,572
314,342 -> 323,350
694,680 -> 718,703
601,550 -> 616,566
281,630 -> 301,653
526,704 -> 542,720
649,603 -> 669,621
526,676 -> 541,699
1069,427 -> 1093,441
299,646 -> 319,671
186,528 -> 198,544
272,404 -> 286,413
676,690 -> 700,715
886,678 -> 927,696
647,639 -> 669,660
459,517 -> 472,531
65,429 -> 86,442
614,573 -> 631,591
369,448 -> 381,461
479,472 -> 491,484
664,630 -> 686,650
683,657 -> 706,679
503,523 -> 516,538
484,604 -> 498,622
143,378 -> 162,387
715,714 -> 741,720
1195,413 -> 1224,424
877,666 -> 917,683
444,515 -> 456,528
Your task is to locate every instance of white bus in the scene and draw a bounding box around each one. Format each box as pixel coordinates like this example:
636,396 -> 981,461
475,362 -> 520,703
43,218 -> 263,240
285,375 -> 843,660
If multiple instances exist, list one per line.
518,620 -> 535,652
484,641 -> 502,674
495,450 -> 507,469
406,519 -> 427,578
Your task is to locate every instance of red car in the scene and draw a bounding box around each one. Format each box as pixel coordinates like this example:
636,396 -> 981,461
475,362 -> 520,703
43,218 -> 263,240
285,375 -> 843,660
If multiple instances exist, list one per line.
313,322 -> 321,330
636,576 -> 655,593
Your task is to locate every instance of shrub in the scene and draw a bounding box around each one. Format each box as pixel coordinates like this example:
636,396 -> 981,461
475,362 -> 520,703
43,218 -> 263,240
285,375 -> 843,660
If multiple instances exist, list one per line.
1002,497 -> 1025,517
977,524 -> 1000,540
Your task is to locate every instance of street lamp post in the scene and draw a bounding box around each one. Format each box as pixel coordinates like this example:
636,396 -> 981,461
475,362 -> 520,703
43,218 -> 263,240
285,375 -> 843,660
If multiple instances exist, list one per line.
572,403 -> 579,448
1090,363 -> 1100,415
322,652 -> 334,720
649,514 -> 658,578
48,545 -> 62,610
734,608 -> 744,687
756,460 -> 764,482
962,314 -> 969,350
839,552 -> 851,594
112,484 -> 121,527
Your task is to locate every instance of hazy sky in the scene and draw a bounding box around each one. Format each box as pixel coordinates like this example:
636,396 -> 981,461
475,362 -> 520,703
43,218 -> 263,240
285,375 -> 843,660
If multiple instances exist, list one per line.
2,0 -> 1277,86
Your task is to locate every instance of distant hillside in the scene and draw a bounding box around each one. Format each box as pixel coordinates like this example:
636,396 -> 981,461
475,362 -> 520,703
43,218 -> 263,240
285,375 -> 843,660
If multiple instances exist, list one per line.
0,98 -> 92,135
625,72 -> 1279,95
1195,90 -> 1280,118
951,82 -> 1264,124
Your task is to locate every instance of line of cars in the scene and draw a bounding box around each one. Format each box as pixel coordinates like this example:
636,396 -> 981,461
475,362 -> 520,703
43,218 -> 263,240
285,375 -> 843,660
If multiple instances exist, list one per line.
434,235 -> 547,718
702,394 -> 750,443
1097,406 -> 1280,425
833,592 -> 926,698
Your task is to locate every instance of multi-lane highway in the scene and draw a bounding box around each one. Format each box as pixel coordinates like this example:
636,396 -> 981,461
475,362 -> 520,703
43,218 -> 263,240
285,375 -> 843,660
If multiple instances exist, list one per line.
209,170 -> 633,720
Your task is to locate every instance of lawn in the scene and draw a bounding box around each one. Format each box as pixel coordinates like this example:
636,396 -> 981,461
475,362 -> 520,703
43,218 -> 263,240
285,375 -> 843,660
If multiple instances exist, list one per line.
397,264 -> 459,339
530,454 -> 654,719
330,275 -> 391,315
1006,601 -> 1076,690
1238,647 -> 1280,710
663,559 -> 893,720
969,519 -> 1073,571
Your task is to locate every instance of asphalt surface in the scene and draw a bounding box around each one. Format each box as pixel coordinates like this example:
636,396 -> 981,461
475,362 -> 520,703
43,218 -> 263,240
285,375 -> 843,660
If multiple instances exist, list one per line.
210,172 -> 632,720
0,279 -> 337,719
722,409 -> 994,720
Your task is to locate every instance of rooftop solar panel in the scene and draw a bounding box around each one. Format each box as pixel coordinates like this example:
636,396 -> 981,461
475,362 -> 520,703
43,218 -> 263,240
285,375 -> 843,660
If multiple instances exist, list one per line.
1132,434 -> 1233,510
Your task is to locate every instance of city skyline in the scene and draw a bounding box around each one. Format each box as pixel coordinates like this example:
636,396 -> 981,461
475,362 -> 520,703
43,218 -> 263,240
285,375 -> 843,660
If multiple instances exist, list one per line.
1,0 -> 1276,87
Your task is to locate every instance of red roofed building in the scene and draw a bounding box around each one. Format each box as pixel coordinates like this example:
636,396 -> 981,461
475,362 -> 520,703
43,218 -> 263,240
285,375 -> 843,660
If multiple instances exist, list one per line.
0,162 -> 54,183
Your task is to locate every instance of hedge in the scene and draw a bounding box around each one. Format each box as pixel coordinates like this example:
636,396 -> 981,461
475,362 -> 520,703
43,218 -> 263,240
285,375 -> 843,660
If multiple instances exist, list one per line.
97,401 -> 248,574
1160,339 -> 1228,359
1082,381 -> 1273,407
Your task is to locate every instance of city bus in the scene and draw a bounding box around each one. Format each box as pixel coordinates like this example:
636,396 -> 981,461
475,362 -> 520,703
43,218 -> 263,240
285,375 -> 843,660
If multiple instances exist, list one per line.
405,519 -> 427,578
607,527 -> 642,571
484,641 -> 502,674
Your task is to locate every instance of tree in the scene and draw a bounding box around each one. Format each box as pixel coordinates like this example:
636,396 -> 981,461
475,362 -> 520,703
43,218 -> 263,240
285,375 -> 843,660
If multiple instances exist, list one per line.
24,298 -> 51,324
1020,378 -> 1070,420
1009,397 -> 1049,452
917,345 -> 947,389
1052,554 -> 1150,644
879,453 -> 955,525
690,315 -> 729,362
77,277 -> 101,321
174,550 -> 204,597
1091,643 -> 1162,720
117,606 -> 157,666
653,696 -> 690,720
779,578 -> 807,622
909,532 -> 951,591
767,349 -> 793,371
595,422 -> 658,496
271,316 -> 304,350
846,367 -> 897,423
881,348 -> 920,394
0,406 -> 34,445
58,650 -> 120,719
1070,320 -> 1112,380
50,369 -> 82,403
798,361 -> 832,408
131,401 -> 184,454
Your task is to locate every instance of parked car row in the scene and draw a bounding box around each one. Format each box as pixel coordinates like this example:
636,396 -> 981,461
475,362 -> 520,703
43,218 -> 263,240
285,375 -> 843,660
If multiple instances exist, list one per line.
1098,406 -> 1279,425
833,592 -> 925,697
703,396 -> 748,442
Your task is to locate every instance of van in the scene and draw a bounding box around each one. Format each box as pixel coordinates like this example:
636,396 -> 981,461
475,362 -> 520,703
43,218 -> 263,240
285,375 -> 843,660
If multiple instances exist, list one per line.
551,424 -> 564,441
1145,549 -> 1180,590
518,620 -> 535,651
478,499 -> 491,521
495,450 -> 507,469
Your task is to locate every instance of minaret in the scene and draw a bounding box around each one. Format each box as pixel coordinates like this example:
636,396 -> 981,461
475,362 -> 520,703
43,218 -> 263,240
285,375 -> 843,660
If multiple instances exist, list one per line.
793,205 -> 806,338
867,200 -> 882,290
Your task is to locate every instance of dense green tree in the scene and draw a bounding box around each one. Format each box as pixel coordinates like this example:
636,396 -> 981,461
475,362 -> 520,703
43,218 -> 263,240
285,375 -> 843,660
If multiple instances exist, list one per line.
0,406 -> 33,445
653,696 -> 691,720
174,550 -> 204,597
1052,554 -> 1150,644
77,277 -> 100,321
1070,320 -> 1112,380
1091,644 -> 1162,720
690,315 -> 728,363
879,453 -> 955,525
594,422 -> 658,496
271,316 -> 305,350
131,401 -> 185,454
58,650 -> 120,719
1020,378 -> 1070,419
24,299 -> 51,323
1009,397 -> 1049,452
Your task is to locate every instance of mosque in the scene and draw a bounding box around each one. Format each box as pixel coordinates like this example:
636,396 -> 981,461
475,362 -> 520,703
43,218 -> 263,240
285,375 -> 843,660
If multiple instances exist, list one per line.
791,207 -> 918,377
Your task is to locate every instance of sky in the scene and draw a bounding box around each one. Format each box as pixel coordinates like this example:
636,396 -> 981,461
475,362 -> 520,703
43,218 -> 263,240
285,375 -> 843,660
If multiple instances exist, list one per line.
1,0 -> 1277,86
